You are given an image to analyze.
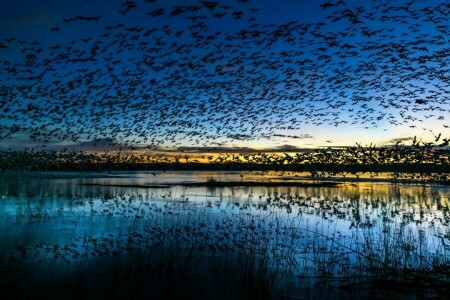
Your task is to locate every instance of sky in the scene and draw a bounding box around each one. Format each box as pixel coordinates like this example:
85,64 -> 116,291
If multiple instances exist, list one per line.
1,0 -> 449,153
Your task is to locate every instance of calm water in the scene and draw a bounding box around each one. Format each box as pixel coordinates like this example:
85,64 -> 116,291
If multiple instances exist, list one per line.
1,171 -> 449,298
1,170 -> 449,246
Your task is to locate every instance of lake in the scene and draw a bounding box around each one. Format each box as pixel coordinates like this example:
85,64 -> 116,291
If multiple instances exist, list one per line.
1,171 -> 449,299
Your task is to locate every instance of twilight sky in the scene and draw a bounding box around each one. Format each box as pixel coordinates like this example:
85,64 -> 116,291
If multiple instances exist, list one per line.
1,0 -> 449,152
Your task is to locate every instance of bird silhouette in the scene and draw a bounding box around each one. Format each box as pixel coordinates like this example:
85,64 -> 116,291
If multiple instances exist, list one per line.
0,0 -> 448,162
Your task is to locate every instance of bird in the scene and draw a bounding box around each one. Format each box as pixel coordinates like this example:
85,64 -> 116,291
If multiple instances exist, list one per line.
200,1 -> 218,11
0,0 -> 449,169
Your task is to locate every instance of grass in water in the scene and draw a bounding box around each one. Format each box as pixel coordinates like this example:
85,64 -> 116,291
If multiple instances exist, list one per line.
0,189 -> 449,299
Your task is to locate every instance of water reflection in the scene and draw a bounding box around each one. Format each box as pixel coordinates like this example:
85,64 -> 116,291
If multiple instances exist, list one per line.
0,171 -> 449,288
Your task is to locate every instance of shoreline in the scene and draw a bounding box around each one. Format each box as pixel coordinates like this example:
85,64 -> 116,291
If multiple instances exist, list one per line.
1,169 -> 449,186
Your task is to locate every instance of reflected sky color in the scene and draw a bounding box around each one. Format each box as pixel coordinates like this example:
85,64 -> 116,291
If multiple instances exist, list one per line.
1,171 -> 449,272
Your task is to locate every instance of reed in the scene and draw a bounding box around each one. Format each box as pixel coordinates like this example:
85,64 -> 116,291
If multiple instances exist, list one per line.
0,188 -> 449,299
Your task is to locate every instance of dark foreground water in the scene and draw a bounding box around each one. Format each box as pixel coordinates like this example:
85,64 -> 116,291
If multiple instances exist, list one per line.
0,171 -> 449,299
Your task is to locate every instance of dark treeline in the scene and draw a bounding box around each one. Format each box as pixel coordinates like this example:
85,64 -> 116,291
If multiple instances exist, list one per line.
1,139 -> 449,183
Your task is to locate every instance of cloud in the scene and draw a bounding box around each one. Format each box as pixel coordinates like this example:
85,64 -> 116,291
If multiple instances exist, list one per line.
272,133 -> 314,139
175,145 -> 315,153
227,133 -> 253,140
0,128 -> 122,152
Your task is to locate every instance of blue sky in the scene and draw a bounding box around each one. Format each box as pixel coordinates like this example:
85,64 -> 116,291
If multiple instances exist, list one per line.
1,0 -> 449,152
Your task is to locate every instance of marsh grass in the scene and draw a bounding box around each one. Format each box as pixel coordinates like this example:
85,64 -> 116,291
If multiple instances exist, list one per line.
1,191 -> 449,299
351,223 -> 450,292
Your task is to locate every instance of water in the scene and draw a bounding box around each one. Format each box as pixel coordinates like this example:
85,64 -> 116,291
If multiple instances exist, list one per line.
1,171 -> 449,298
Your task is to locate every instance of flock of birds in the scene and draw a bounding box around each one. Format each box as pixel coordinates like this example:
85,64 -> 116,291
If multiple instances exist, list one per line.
0,0 -> 450,152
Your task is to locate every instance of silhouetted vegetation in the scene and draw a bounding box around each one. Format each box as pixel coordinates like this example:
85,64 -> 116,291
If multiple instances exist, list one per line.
1,191 -> 449,299
1,138 -> 449,184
